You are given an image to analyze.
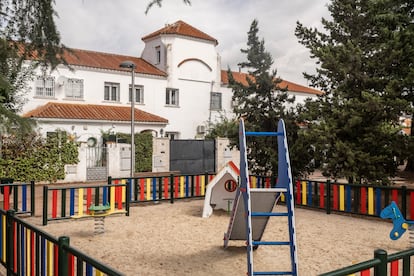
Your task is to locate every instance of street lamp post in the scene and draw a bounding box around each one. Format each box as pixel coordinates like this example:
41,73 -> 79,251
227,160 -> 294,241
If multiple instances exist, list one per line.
119,61 -> 136,178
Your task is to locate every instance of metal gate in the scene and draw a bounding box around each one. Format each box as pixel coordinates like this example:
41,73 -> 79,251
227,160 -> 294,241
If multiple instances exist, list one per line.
170,140 -> 215,174
86,145 -> 108,181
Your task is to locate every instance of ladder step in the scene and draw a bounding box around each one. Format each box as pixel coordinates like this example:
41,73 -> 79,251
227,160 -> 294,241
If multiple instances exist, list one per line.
251,212 -> 288,217
253,271 -> 293,275
252,241 -> 290,246
245,131 -> 283,137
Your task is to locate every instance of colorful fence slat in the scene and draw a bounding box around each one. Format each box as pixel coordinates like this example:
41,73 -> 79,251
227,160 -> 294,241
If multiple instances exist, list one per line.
0,209 -> 124,275
108,173 -> 414,227
333,184 -> 338,211
319,183 -> 325,209
296,180 -> 301,205
360,187 -> 367,214
0,182 -> 35,217
345,185 -> 351,213
43,184 -> 129,225
307,181 -> 313,206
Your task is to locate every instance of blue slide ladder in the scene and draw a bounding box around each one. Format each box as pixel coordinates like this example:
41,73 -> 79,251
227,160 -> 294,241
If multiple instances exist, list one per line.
239,118 -> 298,276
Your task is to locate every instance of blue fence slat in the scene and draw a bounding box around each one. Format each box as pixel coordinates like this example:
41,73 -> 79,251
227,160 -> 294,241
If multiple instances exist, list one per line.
41,237 -> 46,276
185,176 -> 189,197
307,181 -> 313,206
128,178 -> 133,201
70,188 -> 75,216
345,185 -> 352,213
22,185 -> 27,212
152,177 -> 157,200
102,186 -> 108,205
86,263 -> 93,276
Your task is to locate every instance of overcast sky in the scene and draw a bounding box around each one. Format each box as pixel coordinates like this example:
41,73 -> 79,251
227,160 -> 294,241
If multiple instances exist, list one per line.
54,0 -> 331,86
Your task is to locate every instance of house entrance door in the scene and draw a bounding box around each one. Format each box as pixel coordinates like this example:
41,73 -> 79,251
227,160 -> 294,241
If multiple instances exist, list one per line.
86,145 -> 108,181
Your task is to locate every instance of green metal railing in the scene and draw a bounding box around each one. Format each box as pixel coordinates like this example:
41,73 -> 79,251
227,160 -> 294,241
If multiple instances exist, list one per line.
0,209 -> 124,275
320,248 -> 414,276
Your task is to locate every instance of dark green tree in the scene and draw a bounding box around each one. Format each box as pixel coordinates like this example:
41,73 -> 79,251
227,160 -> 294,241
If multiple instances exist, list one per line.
0,0 -> 67,135
295,0 -> 412,184
227,19 -> 311,177
205,115 -> 238,142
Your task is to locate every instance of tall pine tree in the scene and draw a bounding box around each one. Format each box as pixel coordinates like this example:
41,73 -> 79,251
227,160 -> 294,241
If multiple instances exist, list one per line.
228,20 -> 312,177
295,0 -> 412,184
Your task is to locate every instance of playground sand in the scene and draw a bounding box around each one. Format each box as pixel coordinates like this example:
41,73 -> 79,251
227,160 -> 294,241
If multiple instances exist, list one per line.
27,199 -> 410,276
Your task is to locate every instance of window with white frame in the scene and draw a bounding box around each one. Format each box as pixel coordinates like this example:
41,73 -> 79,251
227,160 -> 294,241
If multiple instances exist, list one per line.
35,76 -> 55,97
129,85 -> 144,104
104,82 -> 120,102
210,92 -> 222,110
165,88 -> 179,106
155,46 -> 161,64
65,78 -> 84,99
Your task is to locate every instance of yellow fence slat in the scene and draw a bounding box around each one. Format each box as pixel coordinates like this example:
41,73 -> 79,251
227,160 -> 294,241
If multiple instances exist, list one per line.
339,185 -> 345,211
121,179 -> 126,202
201,176 -> 205,196
301,181 -> 307,205
146,178 -> 151,201
78,188 -> 84,217
110,186 -> 115,212
180,176 -> 185,198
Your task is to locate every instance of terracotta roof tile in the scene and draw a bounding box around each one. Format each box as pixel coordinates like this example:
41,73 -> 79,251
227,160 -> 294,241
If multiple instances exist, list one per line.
62,49 -> 167,77
15,42 -> 166,77
142,20 -> 218,45
220,70 -> 323,96
23,102 -> 168,123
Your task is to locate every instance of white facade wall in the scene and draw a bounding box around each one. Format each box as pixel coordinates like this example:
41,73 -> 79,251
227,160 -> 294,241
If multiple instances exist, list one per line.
142,35 -> 223,138
16,23 -> 321,182
23,33 -> 318,142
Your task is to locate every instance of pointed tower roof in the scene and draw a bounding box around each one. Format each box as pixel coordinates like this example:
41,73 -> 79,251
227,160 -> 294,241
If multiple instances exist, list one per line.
142,20 -> 218,45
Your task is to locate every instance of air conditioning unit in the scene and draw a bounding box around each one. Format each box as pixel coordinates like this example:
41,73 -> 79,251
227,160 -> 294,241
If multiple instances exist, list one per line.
197,125 -> 206,134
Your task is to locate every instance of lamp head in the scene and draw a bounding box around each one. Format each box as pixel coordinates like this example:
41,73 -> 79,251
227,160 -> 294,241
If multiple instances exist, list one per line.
119,60 -> 136,69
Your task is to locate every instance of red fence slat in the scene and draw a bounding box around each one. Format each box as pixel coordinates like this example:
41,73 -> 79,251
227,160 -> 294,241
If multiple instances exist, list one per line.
390,260 -> 399,276
332,184 -> 338,210
52,190 -> 57,218
319,183 -> 325,209
296,180 -> 301,205
139,179 -> 145,201
360,187 -> 367,214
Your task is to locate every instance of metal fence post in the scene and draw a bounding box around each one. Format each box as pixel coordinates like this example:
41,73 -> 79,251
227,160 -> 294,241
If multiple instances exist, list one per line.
170,174 -> 174,204
30,181 -> 35,216
326,180 -> 331,215
158,177 -> 162,201
125,182 -> 130,217
42,186 -> 48,225
58,236 -> 70,276
6,209 -> 15,276
204,171 -> 209,193
373,249 -> 387,276
401,186 -> 407,218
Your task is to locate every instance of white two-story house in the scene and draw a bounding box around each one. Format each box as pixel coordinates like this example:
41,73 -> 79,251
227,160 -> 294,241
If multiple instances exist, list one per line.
22,20 -> 321,143
19,20 -> 322,181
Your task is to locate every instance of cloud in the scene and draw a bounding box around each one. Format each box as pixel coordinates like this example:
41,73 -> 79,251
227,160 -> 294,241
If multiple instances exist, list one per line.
54,0 -> 331,85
